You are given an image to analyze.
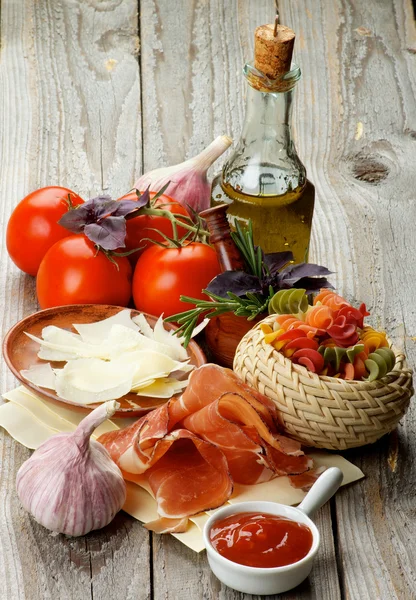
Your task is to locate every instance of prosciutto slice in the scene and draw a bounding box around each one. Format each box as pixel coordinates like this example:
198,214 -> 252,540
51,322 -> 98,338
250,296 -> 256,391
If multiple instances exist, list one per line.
169,364 -> 279,431
98,364 -> 316,531
99,418 -> 232,520
180,391 -> 312,484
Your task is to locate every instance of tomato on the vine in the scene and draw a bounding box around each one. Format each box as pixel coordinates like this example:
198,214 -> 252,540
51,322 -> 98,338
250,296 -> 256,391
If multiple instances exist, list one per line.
6,186 -> 84,276
132,242 -> 220,318
36,235 -> 132,309
117,191 -> 190,267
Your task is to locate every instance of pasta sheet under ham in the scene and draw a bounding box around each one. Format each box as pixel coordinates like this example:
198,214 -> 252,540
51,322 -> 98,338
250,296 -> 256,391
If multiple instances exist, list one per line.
98,364 -> 316,532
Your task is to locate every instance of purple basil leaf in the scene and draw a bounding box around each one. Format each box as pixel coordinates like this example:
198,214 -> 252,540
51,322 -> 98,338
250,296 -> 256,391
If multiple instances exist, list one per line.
136,188 -> 151,208
206,271 -> 262,298
58,204 -> 93,233
280,262 -> 332,279
262,272 -> 280,290
278,263 -> 333,287
263,251 -> 294,276
58,196 -> 116,233
86,196 -> 119,219
111,200 -> 143,217
284,276 -> 333,293
84,217 -> 127,250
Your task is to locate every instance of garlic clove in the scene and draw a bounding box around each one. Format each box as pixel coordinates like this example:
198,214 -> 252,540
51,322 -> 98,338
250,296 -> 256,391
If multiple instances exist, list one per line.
16,400 -> 126,536
134,135 -> 232,213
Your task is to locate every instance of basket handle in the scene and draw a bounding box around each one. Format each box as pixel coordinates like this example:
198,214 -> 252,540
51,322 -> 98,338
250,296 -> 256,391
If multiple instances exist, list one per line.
298,467 -> 343,517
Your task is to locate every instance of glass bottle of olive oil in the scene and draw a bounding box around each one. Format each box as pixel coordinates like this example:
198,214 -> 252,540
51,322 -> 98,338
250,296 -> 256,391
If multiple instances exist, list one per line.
211,24 -> 315,263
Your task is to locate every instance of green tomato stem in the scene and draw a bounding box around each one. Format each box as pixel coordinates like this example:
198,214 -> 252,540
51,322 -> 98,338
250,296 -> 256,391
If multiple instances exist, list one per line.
126,206 -> 209,241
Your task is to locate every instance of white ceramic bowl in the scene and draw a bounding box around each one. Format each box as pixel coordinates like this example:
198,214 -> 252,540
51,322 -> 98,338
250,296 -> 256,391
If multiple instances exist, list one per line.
203,467 -> 343,596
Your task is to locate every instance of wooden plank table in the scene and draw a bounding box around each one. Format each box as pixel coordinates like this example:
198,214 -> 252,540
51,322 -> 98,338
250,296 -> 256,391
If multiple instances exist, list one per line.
1,1 -> 415,598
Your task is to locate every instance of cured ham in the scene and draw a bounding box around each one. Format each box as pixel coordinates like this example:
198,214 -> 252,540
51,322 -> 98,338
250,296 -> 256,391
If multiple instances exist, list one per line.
287,466 -> 326,490
180,392 -> 312,484
169,364 -> 280,432
139,433 -> 232,519
99,422 -> 232,520
98,364 -> 317,532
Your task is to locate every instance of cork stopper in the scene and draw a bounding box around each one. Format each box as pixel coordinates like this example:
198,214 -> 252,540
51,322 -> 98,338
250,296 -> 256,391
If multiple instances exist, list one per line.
254,22 -> 295,79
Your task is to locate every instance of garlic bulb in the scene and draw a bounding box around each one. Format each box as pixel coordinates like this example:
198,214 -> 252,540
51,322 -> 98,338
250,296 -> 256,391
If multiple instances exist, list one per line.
16,400 -> 126,536
134,135 -> 232,213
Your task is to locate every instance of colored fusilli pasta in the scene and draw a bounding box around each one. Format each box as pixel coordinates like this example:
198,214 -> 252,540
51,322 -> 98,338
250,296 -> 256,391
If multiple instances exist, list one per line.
260,289 -> 394,381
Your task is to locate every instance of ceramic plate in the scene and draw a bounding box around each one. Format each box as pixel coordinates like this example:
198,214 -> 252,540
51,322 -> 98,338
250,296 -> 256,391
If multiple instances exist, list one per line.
3,304 -> 206,418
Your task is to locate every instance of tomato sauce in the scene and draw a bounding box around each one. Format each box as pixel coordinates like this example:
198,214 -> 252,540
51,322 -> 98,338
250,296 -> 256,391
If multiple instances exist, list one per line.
209,512 -> 313,568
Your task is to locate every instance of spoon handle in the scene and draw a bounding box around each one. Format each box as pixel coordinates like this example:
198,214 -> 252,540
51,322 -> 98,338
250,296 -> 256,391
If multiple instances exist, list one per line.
298,467 -> 343,517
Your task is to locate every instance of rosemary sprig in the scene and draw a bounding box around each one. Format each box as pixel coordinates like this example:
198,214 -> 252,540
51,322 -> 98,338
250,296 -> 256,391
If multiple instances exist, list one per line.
165,289 -> 273,347
230,220 -> 263,278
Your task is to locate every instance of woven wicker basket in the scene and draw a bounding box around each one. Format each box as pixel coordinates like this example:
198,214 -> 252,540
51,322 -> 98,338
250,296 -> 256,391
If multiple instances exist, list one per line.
233,315 -> 414,451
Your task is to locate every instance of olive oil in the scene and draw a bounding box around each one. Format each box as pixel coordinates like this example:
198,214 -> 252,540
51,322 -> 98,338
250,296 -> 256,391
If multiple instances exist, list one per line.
211,175 -> 315,262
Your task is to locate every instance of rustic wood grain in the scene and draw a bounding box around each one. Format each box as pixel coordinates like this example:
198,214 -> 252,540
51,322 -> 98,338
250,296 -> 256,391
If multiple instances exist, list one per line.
280,0 -> 416,598
0,1 -> 149,599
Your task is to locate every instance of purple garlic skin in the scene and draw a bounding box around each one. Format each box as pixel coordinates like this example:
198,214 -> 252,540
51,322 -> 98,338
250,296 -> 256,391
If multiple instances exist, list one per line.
16,401 -> 126,537
134,135 -> 232,214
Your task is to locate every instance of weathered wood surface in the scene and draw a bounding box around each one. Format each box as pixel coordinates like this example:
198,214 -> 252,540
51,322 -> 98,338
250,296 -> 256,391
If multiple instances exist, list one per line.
0,0 -> 415,599
0,1 -> 150,600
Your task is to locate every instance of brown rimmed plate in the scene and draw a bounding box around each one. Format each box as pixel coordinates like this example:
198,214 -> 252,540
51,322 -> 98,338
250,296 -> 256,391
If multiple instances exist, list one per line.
3,304 -> 206,418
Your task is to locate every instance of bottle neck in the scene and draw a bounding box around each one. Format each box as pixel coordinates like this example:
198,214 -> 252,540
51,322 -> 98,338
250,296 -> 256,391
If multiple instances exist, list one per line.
222,63 -> 306,200
240,84 -> 294,151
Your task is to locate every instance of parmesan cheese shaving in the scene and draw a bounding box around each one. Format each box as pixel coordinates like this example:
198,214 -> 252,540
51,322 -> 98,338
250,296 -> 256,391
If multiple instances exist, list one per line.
132,314 -> 155,339
21,363 -> 57,390
23,310 -> 194,404
54,358 -> 136,405
132,378 -> 156,390
135,378 -> 189,398
113,350 -> 189,386
109,325 -> 186,361
152,316 -> 188,361
73,309 -> 139,343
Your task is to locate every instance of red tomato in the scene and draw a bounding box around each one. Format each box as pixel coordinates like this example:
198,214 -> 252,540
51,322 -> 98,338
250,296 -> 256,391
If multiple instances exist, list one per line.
37,235 -> 132,309
6,186 -> 84,276
132,242 -> 220,317
118,191 -> 190,267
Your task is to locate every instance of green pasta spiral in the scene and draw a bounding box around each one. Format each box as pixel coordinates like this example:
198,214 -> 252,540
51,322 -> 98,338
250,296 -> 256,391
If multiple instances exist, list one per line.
318,344 -> 364,372
365,347 -> 396,382
268,289 -> 309,315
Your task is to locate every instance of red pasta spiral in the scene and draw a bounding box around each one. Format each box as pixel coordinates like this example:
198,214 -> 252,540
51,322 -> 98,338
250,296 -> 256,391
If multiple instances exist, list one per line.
268,325 -> 323,373
333,303 -> 369,329
326,315 -> 360,347
352,355 -> 368,379
291,348 -> 325,374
